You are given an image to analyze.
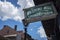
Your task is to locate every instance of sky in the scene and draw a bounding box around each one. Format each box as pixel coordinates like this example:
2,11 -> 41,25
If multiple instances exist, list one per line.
0,0 -> 47,40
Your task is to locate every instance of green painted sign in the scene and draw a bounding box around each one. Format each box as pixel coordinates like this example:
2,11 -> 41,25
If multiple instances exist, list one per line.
23,2 -> 58,23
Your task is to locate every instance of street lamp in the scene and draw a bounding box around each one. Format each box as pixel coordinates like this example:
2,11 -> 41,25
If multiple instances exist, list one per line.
22,19 -> 29,40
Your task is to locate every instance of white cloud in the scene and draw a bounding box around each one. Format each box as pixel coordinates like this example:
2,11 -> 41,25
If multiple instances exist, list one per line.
25,0 -> 35,8
0,0 -> 35,22
1,16 -> 10,21
0,1 -> 24,22
37,26 -> 47,38
17,0 -> 35,8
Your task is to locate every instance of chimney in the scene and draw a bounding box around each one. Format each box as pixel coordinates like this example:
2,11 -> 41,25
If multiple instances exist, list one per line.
14,25 -> 17,31
4,25 -> 8,27
4,25 -> 6,27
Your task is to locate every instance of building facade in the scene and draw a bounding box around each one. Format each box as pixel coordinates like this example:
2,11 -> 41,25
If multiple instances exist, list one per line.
0,25 -> 34,40
33,0 -> 60,40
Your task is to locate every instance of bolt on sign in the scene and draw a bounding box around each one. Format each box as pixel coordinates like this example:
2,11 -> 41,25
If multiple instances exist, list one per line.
23,2 -> 58,23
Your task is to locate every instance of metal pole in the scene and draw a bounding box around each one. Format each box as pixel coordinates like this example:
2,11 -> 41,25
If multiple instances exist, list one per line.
24,27 -> 27,40
22,19 -> 28,40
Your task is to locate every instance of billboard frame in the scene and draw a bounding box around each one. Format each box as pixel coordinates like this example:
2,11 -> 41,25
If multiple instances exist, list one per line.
23,2 -> 58,23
